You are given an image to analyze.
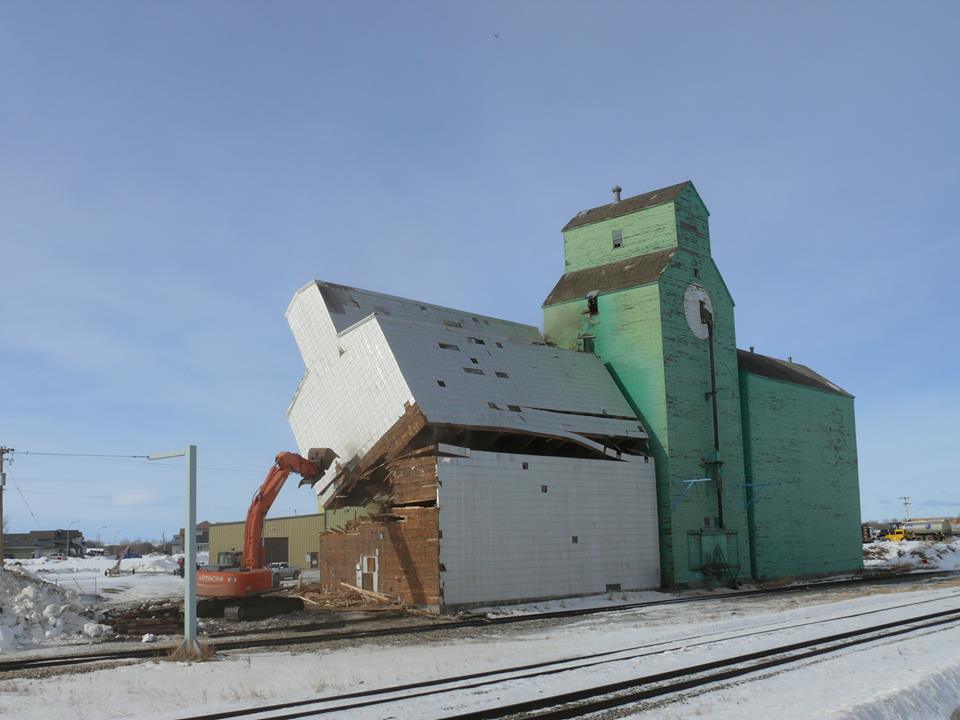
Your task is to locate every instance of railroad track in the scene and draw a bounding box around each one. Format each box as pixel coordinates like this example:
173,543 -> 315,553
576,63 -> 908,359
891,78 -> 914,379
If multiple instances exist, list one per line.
167,600 -> 960,720
2,568 -> 957,675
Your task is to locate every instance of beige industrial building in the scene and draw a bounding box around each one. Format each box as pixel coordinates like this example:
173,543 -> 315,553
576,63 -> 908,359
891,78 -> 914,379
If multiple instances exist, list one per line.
208,507 -> 372,569
209,514 -> 324,569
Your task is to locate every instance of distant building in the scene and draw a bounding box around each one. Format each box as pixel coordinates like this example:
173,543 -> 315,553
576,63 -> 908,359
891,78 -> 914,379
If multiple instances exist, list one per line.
171,522 -> 211,555
2,530 -> 85,559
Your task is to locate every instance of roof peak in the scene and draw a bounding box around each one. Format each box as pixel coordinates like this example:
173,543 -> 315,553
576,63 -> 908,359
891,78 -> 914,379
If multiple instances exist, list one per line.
563,181 -> 692,232
737,348 -> 852,397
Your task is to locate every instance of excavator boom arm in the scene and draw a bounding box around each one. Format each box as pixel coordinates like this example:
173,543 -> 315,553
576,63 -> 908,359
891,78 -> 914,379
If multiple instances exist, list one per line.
242,451 -> 333,569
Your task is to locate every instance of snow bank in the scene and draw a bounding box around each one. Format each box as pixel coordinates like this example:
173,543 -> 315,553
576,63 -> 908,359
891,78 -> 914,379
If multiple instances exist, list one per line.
863,538 -> 960,572
20,553 -> 181,575
838,662 -> 960,720
0,566 -> 110,652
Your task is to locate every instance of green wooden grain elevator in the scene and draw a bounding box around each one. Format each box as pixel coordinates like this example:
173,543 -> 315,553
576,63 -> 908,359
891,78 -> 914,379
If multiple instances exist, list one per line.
543,182 -> 862,587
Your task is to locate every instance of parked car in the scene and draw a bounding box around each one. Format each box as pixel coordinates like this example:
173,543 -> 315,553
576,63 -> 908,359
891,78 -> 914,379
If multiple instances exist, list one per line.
267,562 -> 301,581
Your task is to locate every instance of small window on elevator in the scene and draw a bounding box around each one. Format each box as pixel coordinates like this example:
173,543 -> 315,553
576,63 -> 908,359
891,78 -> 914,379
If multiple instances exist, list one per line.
586,290 -> 599,316
612,228 -> 623,249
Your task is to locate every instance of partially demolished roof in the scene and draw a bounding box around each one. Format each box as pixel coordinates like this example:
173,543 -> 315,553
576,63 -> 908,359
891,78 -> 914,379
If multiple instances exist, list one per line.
286,280 -> 649,506
737,349 -> 852,397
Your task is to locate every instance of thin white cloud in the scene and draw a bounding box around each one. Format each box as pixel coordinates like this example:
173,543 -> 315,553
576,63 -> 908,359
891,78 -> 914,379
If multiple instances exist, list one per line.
111,490 -> 158,507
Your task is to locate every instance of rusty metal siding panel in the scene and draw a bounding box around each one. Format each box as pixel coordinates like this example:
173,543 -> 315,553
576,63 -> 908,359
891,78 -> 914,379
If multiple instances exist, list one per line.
739,371 -> 863,579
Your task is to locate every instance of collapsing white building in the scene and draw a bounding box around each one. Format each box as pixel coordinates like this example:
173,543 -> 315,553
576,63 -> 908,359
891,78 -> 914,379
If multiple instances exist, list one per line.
285,280 -> 659,608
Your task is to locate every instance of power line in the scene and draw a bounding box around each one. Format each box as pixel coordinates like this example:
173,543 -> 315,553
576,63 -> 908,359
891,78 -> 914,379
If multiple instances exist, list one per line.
12,450 -> 258,474
10,474 -> 40,528
13,451 -> 149,459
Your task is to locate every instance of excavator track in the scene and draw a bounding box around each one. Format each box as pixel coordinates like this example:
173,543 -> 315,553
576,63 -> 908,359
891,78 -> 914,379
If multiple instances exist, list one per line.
203,596 -> 305,622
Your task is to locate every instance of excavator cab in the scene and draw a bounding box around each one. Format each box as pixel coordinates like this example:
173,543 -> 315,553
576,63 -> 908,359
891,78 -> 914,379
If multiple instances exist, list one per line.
215,550 -> 242,568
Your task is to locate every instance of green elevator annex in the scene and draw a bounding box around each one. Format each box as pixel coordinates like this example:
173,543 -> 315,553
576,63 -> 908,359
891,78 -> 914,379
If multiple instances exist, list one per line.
543,181 -> 862,587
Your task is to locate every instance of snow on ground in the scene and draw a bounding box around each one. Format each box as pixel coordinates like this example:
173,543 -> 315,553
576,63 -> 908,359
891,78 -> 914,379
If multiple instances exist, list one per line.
478,589 -> 676,616
3,580 -> 959,719
863,537 -> 960,572
0,567 -> 111,653
14,553 -> 187,604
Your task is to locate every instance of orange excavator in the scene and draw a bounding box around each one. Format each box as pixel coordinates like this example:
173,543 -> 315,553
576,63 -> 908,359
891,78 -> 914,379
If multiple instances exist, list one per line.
196,449 -> 337,620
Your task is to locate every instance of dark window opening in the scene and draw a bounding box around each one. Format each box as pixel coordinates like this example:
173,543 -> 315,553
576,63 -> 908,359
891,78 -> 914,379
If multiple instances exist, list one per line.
507,405 -> 522,412
612,228 -> 623,249
521,462 -> 529,470
488,402 -> 500,409
496,342 -> 503,349
470,357 -> 479,364
571,536 -> 579,544
463,367 -> 484,375
586,294 -> 599,316
541,485 -> 548,493
495,371 -> 509,378
606,583 -> 622,592
468,337 -> 486,345
693,267 -> 700,278
437,380 -> 446,387
438,342 -> 460,351
443,319 -> 463,328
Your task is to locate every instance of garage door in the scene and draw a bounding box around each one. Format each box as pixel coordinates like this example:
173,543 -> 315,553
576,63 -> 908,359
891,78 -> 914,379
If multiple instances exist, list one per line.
263,537 -> 288,565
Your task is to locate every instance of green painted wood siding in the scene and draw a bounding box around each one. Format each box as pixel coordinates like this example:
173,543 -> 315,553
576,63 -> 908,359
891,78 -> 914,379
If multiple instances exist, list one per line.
656,252 -> 750,585
545,181 -> 861,587
673,186 -> 711,258
739,371 -> 863,579
562,202 -> 677,273
561,186 -> 712,274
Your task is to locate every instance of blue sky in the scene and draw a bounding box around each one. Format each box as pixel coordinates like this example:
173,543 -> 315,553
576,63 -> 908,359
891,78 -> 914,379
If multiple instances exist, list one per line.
1,2 -> 957,542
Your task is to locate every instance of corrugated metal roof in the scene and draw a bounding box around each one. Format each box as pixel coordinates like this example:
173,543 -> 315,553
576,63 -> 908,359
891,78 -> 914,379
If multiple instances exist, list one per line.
286,281 -> 649,501
377,315 -> 644,439
562,181 -> 690,232
314,281 -> 541,343
542,249 -> 676,306
737,349 -> 852,397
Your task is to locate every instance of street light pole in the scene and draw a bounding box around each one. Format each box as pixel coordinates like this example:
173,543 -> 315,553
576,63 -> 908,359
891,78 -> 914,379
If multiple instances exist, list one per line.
148,445 -> 199,657
0,447 -> 14,568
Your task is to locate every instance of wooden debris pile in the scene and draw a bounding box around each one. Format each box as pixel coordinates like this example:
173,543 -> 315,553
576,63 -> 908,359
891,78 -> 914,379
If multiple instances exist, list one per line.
293,581 -> 428,614
103,601 -> 182,636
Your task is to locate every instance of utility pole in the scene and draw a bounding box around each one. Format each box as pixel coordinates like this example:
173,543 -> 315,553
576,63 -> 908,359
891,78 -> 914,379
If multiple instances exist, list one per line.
0,447 -> 14,568
899,496 -> 911,521
148,445 -> 199,657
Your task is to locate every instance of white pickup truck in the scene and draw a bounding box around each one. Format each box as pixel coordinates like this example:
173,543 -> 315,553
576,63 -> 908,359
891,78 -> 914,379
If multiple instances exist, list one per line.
267,561 -> 301,581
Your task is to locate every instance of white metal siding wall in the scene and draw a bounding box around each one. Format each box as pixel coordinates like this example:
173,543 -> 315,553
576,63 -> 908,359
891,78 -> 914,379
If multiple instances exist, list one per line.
286,315 -> 414,504
438,450 -> 659,605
